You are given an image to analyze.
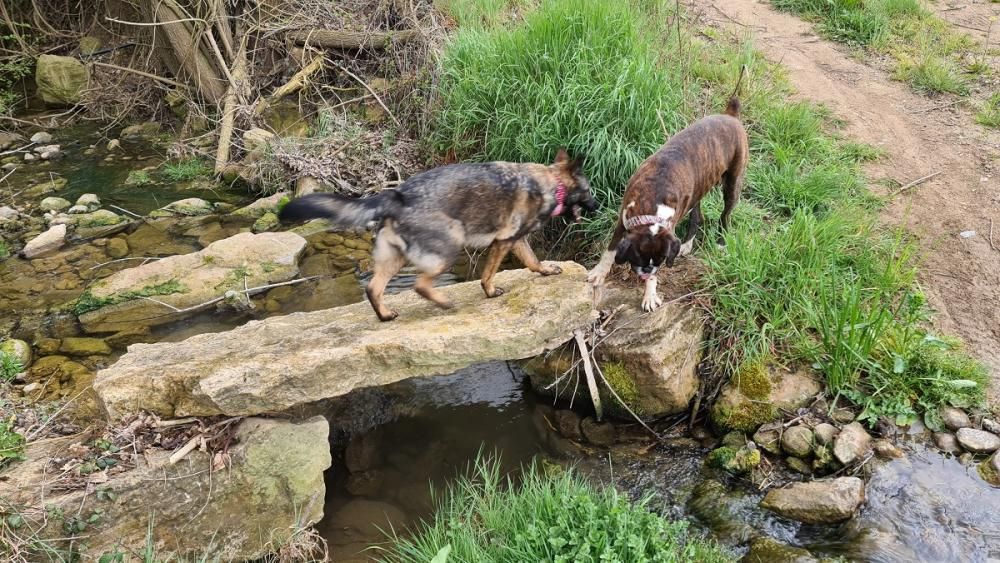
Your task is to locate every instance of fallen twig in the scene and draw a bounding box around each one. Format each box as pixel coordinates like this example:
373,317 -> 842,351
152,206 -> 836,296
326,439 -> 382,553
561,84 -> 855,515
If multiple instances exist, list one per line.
168,435 -> 202,465
136,276 -> 320,317
573,330 -> 603,421
90,61 -> 185,89
991,219 -> 997,253
109,204 -> 143,219
331,61 -> 401,127
891,171 -> 942,196
286,29 -> 418,49
155,417 -> 198,429
89,256 -> 164,270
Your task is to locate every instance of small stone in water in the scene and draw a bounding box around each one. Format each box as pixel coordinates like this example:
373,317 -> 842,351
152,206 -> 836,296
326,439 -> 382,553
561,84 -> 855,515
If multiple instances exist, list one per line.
933,432 -> 962,453
956,428 -> 1000,454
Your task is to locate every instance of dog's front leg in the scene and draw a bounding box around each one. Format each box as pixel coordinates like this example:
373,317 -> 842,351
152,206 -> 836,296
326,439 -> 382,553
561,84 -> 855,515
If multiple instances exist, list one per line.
641,276 -> 663,312
511,239 -> 561,276
587,222 -> 625,288
481,239 -> 516,297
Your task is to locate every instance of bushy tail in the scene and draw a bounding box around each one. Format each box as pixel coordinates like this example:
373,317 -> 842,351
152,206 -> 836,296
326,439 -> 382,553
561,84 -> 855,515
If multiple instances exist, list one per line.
278,191 -> 402,229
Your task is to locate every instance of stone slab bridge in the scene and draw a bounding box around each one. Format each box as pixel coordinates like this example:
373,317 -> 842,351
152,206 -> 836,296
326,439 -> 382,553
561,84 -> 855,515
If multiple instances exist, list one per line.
93,262 -> 598,418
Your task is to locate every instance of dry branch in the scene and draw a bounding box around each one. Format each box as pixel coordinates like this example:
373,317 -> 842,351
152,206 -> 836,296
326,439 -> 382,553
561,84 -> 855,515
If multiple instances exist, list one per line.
574,330 -> 604,421
152,0 -> 227,104
286,29 -> 418,49
255,55 -> 325,115
215,38 -> 248,174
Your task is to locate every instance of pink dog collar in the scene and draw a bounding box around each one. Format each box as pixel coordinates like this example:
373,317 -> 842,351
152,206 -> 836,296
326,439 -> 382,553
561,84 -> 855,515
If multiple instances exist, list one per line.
551,182 -> 567,216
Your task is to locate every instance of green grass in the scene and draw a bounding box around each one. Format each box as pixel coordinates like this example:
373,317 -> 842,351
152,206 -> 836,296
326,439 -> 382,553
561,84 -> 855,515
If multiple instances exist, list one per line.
73,279 -> 187,316
124,169 -> 154,187
380,455 -> 732,562
771,0 -> 985,97
434,0 -> 531,28
976,93 -> 1000,128
0,351 -> 23,382
160,158 -> 212,182
0,239 -> 9,260
432,0 -> 696,246
430,0 -> 986,425
0,416 -> 25,468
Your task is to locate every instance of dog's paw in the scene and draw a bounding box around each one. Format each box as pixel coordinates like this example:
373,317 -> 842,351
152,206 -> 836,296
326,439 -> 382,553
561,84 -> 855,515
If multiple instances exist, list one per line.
679,240 -> 694,257
486,287 -> 506,298
539,264 -> 562,276
586,269 -> 607,287
436,299 -> 455,310
641,293 -> 662,312
377,310 -> 399,322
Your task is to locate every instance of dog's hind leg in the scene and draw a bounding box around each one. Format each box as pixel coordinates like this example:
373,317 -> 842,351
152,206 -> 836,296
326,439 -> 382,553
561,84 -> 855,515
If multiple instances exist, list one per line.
718,170 -> 743,246
414,261 -> 455,310
366,230 -> 407,322
680,204 -> 702,257
511,239 -> 561,276
480,239 -> 516,298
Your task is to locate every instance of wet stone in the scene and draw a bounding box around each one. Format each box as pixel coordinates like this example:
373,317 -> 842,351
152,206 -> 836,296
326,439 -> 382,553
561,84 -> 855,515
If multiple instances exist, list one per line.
872,439 -> 904,459
940,406 -> 971,431
781,426 -> 814,458
834,422 -> 872,465
581,417 -> 615,446
933,432 -> 962,454
553,409 -> 582,440
786,456 -> 812,475
955,428 -> 1000,454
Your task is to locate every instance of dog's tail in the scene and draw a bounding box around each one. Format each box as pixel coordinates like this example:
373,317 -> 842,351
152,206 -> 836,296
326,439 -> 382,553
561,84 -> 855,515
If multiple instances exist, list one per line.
725,64 -> 747,118
725,96 -> 742,119
278,190 -> 403,228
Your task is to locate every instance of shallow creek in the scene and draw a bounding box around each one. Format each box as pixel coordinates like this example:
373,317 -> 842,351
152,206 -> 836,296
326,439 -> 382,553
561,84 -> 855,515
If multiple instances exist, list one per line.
3,126 -> 1000,562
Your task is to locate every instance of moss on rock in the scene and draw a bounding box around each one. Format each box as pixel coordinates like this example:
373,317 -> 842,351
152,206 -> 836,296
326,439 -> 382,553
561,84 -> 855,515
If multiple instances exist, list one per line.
74,279 -> 187,316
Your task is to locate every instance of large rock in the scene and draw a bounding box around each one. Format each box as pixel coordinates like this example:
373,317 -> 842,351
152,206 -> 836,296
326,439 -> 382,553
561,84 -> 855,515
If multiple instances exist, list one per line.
2,416 -> 330,560
956,428 -> 1000,454
760,477 -> 865,524
712,365 -> 822,432
20,223 -> 66,258
94,262 -> 595,418
834,422 -> 872,465
35,54 -> 89,106
78,232 -> 307,333
0,338 -> 32,368
231,192 -> 289,220
525,286 -> 701,419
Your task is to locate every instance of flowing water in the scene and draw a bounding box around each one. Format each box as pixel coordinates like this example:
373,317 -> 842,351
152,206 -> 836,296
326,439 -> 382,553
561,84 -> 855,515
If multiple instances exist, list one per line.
5,126 -> 1000,562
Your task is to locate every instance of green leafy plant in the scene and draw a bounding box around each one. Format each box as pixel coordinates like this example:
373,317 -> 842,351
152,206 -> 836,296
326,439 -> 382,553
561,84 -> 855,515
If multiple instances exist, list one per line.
0,417 -> 26,467
976,93 -> 1000,128
381,455 -> 732,562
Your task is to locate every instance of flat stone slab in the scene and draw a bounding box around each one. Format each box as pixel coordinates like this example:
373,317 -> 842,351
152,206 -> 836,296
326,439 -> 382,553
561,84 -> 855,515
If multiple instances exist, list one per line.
78,232 -> 306,333
94,262 -> 595,418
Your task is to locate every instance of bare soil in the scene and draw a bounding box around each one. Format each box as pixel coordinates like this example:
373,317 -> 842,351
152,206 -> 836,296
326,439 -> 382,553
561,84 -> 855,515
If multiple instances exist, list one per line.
688,0 -> 1000,407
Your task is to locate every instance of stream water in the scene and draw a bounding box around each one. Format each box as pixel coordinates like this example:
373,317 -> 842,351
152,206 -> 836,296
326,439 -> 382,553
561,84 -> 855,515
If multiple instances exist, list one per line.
4,124 -> 1000,562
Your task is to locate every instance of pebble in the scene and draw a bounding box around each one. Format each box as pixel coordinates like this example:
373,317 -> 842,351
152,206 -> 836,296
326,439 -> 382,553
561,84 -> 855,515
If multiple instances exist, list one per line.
30,131 -> 52,144
959,230 -> 976,239
941,406 -> 971,431
872,439 -> 904,459
933,432 -> 962,453
781,426 -> 814,458
813,423 -> 839,446
983,419 -> 1000,435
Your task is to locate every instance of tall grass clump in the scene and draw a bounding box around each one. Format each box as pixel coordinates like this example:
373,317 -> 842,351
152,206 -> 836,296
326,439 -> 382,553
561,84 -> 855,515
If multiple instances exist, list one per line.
160,158 -> 211,182
433,0 -> 695,243
380,455 -> 732,562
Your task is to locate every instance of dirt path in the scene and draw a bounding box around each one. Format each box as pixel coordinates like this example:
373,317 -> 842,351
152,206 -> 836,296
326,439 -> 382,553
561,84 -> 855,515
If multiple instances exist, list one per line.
686,0 -> 1000,407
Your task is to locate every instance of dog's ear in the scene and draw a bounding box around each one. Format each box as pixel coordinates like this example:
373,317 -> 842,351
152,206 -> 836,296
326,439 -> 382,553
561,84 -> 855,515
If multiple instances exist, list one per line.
553,148 -> 570,166
663,238 -> 682,267
614,237 -> 631,264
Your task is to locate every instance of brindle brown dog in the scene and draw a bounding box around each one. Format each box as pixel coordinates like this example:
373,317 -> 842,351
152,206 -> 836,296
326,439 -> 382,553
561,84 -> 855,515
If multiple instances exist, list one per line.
280,149 -> 596,321
587,97 -> 748,311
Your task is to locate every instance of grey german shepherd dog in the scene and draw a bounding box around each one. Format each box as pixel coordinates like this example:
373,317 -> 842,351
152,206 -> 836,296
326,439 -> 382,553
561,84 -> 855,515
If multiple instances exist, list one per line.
279,149 -> 596,321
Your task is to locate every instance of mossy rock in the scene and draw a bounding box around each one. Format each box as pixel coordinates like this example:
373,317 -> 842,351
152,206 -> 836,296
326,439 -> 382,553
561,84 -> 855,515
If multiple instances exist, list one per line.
711,361 -> 779,433
707,445 -> 761,475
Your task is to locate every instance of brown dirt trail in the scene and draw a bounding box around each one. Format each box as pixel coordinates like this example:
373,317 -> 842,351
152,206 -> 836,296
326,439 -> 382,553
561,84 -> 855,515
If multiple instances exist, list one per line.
687,0 -> 1000,407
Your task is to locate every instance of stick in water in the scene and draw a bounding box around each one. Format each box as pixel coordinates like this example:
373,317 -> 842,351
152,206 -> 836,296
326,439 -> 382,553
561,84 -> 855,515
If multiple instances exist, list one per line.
573,330 -> 603,421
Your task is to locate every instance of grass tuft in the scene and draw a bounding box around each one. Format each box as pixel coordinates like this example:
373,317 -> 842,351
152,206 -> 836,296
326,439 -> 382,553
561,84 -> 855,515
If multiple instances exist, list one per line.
976,93 -> 1000,128
160,158 -> 212,182
0,351 -> 23,382
380,455 -> 732,562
